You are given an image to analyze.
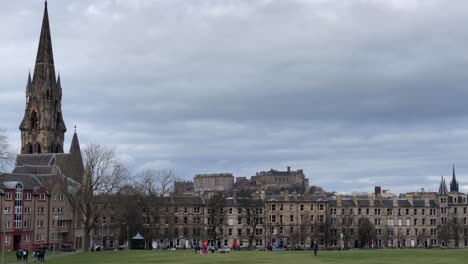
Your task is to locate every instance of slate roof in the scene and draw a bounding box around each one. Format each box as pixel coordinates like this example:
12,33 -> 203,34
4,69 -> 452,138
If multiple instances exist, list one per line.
0,173 -> 43,190
328,197 -> 438,208
172,196 -> 204,205
13,165 -> 57,175
15,152 -> 84,184
16,154 -> 55,166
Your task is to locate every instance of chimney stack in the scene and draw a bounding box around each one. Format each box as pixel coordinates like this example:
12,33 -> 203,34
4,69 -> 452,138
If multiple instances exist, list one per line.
369,195 -> 375,207
406,194 -> 414,206
375,186 -> 382,198
392,196 -> 398,207
336,195 -> 342,207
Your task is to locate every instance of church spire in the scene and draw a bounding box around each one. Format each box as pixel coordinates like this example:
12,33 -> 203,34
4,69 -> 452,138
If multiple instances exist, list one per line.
69,127 -> 85,183
33,0 -> 56,89
437,176 -> 448,196
450,164 -> 459,193
26,71 -> 32,95
19,1 -> 66,154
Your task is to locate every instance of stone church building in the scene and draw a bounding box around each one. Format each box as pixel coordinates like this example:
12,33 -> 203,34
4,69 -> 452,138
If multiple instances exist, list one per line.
0,1 -> 85,251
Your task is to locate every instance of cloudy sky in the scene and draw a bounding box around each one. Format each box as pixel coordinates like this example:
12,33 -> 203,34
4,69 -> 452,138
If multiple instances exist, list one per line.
1,0 -> 468,194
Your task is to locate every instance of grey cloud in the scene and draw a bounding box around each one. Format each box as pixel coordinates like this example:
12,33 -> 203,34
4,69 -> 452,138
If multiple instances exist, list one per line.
1,0 -> 468,193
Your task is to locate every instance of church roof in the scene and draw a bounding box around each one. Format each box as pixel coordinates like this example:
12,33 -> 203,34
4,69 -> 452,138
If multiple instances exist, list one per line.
16,154 -> 55,166
0,173 -> 43,190
15,150 -> 84,184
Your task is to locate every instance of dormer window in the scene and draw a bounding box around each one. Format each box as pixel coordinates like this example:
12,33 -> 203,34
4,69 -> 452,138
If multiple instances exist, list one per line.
16,183 -> 23,191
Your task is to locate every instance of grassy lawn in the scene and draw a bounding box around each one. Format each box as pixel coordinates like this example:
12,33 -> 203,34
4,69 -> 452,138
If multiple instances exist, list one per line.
42,249 -> 468,264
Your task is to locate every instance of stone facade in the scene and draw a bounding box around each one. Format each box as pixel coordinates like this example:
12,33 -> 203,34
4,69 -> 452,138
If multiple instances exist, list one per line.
252,167 -> 309,193
193,174 -> 234,193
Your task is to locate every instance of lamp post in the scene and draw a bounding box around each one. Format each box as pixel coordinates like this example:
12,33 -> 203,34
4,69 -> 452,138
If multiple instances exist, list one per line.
101,221 -> 104,249
126,226 -> 129,250
53,215 -> 59,256
1,224 -> 5,264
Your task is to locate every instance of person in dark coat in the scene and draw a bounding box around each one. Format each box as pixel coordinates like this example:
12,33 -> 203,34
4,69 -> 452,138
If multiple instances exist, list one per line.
16,250 -> 23,261
22,249 -> 29,262
313,241 -> 318,256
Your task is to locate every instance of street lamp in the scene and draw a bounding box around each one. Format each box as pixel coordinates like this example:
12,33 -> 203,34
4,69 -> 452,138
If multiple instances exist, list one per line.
126,226 -> 130,249
1,221 -> 5,264
53,216 -> 59,256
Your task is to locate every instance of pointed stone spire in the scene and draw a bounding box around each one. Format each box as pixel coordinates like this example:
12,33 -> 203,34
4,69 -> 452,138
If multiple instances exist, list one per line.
69,127 -> 85,183
56,73 -> 62,99
450,164 -> 459,193
33,0 -> 56,89
70,127 -> 81,154
438,176 -> 448,196
26,71 -> 32,95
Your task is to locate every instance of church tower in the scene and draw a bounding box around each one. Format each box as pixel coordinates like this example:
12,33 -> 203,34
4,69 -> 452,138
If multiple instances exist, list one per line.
19,1 -> 66,154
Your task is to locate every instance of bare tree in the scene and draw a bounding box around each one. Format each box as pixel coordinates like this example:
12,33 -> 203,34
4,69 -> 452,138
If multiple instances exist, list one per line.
449,217 -> 463,248
134,169 -> 178,247
206,192 -> 226,246
62,144 -> 128,251
237,190 -> 265,249
137,169 -> 177,197
438,217 -> 463,248
0,129 -> 14,171
340,214 -> 353,249
357,217 -> 376,248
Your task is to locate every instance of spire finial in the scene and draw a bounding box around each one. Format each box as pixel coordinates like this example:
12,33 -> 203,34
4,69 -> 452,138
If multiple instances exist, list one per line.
74,125 -> 77,133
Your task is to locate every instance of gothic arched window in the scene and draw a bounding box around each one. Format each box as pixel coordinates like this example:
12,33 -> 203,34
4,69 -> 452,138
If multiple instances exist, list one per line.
28,144 -> 33,154
36,143 -> 41,154
29,111 -> 38,130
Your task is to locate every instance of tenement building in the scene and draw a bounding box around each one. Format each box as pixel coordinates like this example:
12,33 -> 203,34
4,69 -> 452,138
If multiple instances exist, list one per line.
0,2 -> 85,251
102,176 -> 466,250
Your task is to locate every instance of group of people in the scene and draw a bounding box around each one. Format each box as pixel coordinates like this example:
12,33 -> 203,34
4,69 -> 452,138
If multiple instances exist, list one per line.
33,248 -> 47,262
15,249 -> 28,262
193,240 -> 319,256
265,240 -> 319,256
15,247 -> 46,262
193,241 -> 214,254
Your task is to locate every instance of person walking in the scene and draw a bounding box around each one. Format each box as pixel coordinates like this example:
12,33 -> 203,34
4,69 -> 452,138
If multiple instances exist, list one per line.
313,241 -> 319,256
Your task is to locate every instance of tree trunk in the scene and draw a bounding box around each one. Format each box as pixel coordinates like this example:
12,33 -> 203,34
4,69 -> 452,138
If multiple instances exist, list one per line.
84,227 -> 91,252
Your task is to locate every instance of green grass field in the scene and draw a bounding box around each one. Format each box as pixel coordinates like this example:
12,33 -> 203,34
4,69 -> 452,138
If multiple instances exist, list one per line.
39,249 -> 468,264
